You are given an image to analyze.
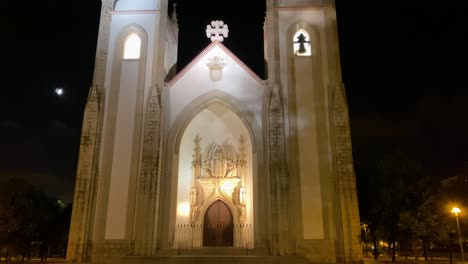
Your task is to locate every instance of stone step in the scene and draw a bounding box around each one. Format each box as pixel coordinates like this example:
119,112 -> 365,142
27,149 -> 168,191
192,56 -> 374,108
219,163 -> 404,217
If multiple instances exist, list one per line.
175,248 -> 250,256
123,256 -> 312,264
155,248 -> 269,257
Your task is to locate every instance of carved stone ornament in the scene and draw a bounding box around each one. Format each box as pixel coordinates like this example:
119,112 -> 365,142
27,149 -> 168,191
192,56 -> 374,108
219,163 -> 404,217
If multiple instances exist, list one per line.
206,56 -> 226,82
206,20 -> 229,42
188,135 -> 248,223
202,145 -> 237,179
104,7 -> 112,16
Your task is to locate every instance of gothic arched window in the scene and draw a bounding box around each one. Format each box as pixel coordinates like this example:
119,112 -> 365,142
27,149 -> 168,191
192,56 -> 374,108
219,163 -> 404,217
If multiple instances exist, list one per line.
123,33 -> 141,59
293,29 -> 312,56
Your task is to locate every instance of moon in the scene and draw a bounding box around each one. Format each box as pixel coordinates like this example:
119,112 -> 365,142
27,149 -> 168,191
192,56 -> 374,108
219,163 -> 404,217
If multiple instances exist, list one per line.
55,88 -> 64,96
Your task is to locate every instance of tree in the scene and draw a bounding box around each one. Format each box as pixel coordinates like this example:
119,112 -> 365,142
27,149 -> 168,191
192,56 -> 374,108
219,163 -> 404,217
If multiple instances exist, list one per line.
0,178 -> 71,261
357,150 -> 432,262
0,179 -> 38,260
399,195 -> 450,260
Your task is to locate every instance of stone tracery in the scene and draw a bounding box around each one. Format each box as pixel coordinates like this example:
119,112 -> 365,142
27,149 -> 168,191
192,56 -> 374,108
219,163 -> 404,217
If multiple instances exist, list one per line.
188,135 -> 247,224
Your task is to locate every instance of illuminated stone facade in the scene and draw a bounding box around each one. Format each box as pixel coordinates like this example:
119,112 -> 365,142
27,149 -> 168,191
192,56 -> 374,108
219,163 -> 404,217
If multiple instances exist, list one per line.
66,0 -> 362,263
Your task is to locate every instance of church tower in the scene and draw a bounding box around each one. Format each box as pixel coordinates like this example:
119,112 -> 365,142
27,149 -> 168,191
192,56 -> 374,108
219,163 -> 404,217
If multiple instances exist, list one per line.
66,0 -> 178,262
265,0 -> 363,262
67,0 -> 362,263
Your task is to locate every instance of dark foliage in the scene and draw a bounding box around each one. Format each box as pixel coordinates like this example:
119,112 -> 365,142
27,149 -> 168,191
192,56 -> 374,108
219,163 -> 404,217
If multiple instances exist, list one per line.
0,178 -> 71,261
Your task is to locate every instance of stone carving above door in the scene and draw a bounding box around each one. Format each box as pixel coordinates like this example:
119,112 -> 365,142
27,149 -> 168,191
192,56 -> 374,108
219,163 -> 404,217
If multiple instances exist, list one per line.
189,134 -> 247,224
202,145 -> 238,178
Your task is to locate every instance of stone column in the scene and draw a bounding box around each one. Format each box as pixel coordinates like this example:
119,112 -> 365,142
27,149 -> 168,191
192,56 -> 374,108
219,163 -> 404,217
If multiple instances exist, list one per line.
268,84 -> 294,255
333,84 -> 363,263
133,86 -> 162,256
66,1 -> 114,262
192,135 -> 202,179
93,0 -> 115,90
66,86 -> 101,263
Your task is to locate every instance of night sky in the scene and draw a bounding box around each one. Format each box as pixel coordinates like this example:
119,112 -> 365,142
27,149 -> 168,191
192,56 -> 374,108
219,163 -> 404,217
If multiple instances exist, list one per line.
1,1 -> 467,202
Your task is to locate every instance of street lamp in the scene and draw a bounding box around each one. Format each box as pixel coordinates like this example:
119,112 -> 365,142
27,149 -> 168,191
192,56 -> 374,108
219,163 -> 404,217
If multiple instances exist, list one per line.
451,207 -> 465,263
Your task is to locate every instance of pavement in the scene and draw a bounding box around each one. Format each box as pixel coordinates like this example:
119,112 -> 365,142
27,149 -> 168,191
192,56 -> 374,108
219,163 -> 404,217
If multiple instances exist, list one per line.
363,256 -> 466,264
0,257 -> 66,263
2,256 -> 465,263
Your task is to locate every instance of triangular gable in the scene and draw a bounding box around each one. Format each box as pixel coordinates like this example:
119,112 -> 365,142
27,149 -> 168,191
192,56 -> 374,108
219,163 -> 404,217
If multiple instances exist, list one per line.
165,41 -> 267,87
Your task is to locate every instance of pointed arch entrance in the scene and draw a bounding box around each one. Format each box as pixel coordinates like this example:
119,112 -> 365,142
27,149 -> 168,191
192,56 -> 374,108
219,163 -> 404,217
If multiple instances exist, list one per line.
174,102 -> 251,229
166,92 -> 261,249
203,200 -> 234,247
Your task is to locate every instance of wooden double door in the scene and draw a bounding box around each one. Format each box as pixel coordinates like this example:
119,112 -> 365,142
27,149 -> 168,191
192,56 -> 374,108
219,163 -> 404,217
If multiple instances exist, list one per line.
203,200 -> 234,247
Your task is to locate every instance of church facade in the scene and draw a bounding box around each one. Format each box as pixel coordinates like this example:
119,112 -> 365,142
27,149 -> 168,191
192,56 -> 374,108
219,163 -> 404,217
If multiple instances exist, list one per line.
66,0 -> 362,263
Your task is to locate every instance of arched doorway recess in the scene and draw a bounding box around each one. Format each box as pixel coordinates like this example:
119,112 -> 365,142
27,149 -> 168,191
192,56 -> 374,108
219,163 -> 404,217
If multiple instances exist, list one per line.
172,100 -> 256,249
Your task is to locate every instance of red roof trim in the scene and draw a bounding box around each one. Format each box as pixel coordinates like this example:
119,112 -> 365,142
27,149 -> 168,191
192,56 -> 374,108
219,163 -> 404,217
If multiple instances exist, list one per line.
112,9 -> 160,15
274,5 -> 331,10
165,41 -> 267,87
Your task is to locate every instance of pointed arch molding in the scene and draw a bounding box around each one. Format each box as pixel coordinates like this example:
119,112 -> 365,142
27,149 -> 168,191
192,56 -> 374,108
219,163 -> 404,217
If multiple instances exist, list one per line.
199,195 -> 240,226
287,21 -> 320,56
96,23 -> 148,242
114,23 -> 148,60
285,20 -> 336,244
169,90 -> 261,155
161,89 -> 267,249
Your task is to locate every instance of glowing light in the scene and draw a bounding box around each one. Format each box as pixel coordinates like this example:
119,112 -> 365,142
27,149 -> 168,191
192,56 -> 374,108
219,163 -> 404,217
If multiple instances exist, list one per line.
55,88 -> 64,96
124,33 -> 141,59
293,29 -> 312,56
220,180 -> 239,196
451,207 -> 461,215
177,202 -> 190,217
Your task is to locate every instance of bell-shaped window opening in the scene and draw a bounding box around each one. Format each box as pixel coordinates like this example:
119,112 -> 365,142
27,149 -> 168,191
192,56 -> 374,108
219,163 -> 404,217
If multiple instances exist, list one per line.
123,33 -> 141,59
293,30 -> 312,56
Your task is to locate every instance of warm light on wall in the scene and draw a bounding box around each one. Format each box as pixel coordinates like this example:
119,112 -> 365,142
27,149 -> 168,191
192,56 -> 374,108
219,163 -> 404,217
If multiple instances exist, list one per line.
220,180 -> 239,197
177,202 -> 190,217
239,187 -> 246,205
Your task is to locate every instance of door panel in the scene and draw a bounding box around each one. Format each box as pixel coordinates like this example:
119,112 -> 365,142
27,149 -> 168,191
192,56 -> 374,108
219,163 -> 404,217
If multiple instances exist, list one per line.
203,200 -> 233,247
